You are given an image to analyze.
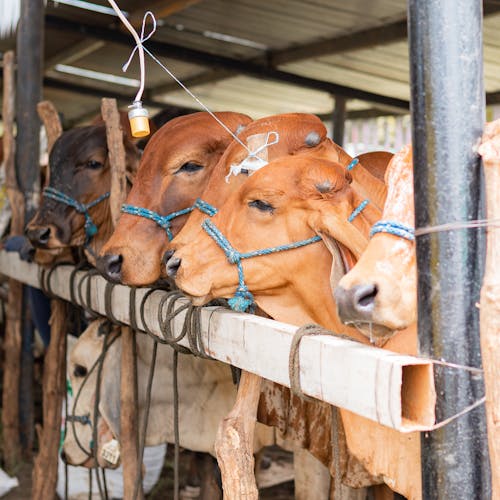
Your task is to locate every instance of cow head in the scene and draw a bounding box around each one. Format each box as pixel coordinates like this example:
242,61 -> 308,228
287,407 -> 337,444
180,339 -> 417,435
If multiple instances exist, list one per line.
97,112 -> 252,286
63,320 -> 122,468
26,125 -> 140,262
168,113 -> 330,257
169,155 -> 379,336
335,146 -> 417,341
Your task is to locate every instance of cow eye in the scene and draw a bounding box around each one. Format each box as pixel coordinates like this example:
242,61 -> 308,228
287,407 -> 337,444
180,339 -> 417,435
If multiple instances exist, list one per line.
73,364 -> 88,378
86,159 -> 103,169
176,162 -> 204,174
248,200 -> 274,213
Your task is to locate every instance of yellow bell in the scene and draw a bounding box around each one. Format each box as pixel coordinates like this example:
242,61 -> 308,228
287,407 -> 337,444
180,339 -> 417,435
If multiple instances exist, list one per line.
128,102 -> 150,138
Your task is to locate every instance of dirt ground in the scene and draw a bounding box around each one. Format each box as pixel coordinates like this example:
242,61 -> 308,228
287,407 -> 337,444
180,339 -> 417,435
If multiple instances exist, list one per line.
2,447 -> 294,499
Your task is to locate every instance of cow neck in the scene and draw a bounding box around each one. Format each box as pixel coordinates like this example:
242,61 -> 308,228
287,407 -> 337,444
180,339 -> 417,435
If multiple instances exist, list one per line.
252,242 -> 369,343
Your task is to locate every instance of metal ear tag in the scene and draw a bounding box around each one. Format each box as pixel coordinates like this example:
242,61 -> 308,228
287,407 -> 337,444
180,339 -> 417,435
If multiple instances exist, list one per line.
101,438 -> 120,465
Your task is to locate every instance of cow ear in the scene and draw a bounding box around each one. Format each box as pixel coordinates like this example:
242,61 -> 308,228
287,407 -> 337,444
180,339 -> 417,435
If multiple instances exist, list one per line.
317,232 -> 347,290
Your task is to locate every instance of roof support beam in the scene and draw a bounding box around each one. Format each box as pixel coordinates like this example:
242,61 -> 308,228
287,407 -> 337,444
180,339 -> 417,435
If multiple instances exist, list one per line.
149,0 -> 500,107
45,14 -> 410,110
128,0 -> 204,27
44,39 -> 105,70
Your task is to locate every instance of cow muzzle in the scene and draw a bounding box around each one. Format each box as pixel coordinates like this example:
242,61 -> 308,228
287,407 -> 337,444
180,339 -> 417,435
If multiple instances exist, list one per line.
96,253 -> 123,283
335,283 -> 377,323
165,252 -> 181,278
26,226 -> 51,247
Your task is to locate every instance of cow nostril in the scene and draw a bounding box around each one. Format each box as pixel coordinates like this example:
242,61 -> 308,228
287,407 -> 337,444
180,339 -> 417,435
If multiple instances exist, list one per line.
39,227 -> 50,244
27,227 -> 51,246
60,449 -> 67,463
97,254 -> 123,282
162,249 -> 175,267
335,283 -> 377,323
166,256 -> 181,278
356,284 -> 378,308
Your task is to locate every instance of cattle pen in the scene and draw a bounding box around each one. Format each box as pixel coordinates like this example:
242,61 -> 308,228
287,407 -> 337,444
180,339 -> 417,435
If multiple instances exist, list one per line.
0,0 -> 499,499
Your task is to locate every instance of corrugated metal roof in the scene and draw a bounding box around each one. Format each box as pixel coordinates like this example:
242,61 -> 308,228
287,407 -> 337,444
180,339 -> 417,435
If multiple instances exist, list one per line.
1,0 -> 499,126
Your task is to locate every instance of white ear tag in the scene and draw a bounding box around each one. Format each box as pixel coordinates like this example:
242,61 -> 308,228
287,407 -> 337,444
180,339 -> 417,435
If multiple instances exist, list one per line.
101,438 -> 120,465
226,131 -> 279,182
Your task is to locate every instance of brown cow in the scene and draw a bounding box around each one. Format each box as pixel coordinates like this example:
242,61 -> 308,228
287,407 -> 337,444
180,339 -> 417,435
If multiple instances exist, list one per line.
26,125 -> 140,264
97,112 -> 252,285
167,115 -> 387,268
168,153 -> 422,499
335,145 -> 416,340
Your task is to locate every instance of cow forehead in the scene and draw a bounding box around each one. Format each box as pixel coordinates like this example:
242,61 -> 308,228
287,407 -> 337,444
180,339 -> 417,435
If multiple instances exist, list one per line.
223,114 -> 327,163
242,156 -> 346,193
49,126 -> 107,178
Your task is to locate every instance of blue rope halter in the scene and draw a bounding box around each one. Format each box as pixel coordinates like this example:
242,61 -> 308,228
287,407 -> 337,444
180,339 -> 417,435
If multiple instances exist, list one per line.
202,218 -> 321,313
348,199 -> 369,223
121,198 -> 218,241
43,187 -> 110,244
346,158 -> 359,171
370,220 -> 415,241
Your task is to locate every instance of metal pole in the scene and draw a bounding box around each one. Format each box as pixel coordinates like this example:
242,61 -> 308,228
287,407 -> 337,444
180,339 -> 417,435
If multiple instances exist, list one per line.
408,0 -> 491,498
15,0 -> 44,457
332,95 -> 346,146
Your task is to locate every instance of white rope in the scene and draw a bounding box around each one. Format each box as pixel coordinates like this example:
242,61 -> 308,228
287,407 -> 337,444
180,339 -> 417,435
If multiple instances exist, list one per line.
106,1 -> 250,152
107,0 -> 147,104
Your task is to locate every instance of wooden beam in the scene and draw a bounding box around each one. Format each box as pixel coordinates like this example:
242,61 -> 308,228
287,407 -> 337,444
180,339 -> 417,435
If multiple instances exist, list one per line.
271,20 -> 407,67
44,40 -> 105,71
0,250 -> 437,433
128,0 -> 204,27
1,50 -> 22,472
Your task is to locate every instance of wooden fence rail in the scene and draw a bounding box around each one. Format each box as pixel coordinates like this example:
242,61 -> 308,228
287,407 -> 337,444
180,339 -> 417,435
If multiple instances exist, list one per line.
0,250 -> 436,433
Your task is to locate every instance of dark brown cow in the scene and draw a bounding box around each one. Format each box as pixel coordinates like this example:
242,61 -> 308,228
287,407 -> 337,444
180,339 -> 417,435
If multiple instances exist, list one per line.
26,125 -> 140,263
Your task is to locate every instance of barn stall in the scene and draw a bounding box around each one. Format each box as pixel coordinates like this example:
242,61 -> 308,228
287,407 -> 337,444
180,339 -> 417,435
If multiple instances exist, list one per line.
0,0 -> 498,498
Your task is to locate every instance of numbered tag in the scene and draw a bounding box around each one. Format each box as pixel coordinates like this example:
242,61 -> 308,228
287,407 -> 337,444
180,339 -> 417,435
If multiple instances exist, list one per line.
101,438 -> 120,465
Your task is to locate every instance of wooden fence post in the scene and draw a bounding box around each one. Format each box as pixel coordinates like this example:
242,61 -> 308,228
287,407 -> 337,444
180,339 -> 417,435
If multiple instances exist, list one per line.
1,49 -> 23,473
101,97 -> 143,499
478,123 -> 500,500
31,101 -> 65,499
32,301 -> 68,499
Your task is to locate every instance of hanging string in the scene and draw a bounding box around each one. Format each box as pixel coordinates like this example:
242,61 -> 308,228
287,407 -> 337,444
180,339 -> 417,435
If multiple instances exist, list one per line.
106,1 -> 251,153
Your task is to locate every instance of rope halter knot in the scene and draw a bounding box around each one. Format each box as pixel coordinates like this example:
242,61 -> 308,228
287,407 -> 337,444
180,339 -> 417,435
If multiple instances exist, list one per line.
201,218 -> 321,313
42,187 -> 110,245
121,198 -> 218,241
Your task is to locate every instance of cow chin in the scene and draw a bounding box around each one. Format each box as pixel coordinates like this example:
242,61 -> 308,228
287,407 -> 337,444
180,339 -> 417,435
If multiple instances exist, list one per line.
347,321 -> 397,346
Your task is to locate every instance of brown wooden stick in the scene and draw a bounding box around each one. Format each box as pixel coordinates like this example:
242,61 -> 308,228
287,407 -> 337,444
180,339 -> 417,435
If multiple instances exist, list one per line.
215,370 -> 261,500
30,102 -> 66,499
32,300 -> 68,499
1,50 -> 22,473
101,98 -> 142,498
101,98 -> 127,226
478,123 -> 500,500
37,100 -> 63,154
120,326 -> 143,500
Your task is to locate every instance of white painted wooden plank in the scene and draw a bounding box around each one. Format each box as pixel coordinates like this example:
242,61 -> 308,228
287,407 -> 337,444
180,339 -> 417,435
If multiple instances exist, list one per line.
0,250 -> 435,431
